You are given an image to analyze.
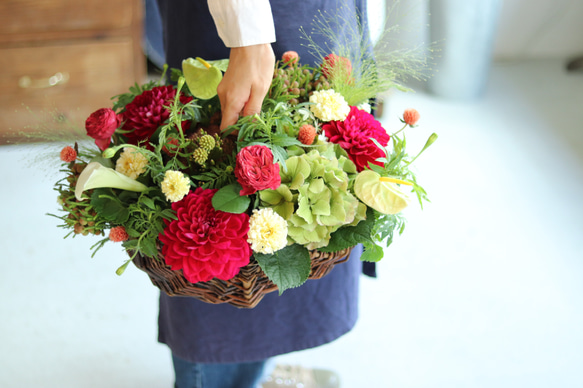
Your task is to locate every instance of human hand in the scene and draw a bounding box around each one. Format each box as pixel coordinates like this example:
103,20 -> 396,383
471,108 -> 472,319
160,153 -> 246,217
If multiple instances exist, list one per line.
217,44 -> 276,131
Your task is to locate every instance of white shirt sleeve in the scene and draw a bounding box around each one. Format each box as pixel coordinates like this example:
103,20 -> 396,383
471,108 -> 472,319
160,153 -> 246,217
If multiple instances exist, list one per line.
207,0 -> 276,48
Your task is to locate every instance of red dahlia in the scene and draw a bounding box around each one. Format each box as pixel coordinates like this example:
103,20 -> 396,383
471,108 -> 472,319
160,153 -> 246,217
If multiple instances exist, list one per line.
159,188 -> 252,283
323,106 -> 390,172
120,85 -> 193,145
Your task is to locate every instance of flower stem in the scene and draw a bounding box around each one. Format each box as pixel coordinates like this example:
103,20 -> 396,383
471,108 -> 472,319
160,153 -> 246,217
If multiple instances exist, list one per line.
392,123 -> 408,137
172,77 -> 187,143
405,133 -> 438,166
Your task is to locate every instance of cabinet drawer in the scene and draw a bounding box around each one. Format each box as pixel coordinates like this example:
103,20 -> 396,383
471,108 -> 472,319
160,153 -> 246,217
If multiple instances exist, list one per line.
0,39 -> 142,143
0,0 -> 134,39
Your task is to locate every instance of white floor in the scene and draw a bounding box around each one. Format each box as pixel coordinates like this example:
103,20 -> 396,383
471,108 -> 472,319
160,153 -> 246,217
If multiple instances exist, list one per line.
1,58 -> 582,388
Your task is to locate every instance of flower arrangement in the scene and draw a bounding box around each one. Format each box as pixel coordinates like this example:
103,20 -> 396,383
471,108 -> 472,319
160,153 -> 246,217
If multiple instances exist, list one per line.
50,46 -> 436,296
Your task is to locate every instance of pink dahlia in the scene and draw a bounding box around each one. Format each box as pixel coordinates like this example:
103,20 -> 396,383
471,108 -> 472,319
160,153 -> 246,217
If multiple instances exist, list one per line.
120,85 -> 193,146
159,188 -> 252,283
235,145 -> 281,196
323,106 -> 390,172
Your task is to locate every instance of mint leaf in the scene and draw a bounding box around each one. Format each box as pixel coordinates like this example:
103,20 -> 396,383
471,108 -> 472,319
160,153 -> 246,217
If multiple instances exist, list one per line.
255,245 -> 311,294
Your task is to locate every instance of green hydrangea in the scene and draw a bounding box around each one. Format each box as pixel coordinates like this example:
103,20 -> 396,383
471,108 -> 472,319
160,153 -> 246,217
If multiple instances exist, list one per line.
260,149 -> 366,249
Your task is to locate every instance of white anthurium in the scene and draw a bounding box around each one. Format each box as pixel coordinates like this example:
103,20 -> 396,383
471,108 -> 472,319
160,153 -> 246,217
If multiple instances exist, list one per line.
354,169 -> 411,215
75,161 -> 148,201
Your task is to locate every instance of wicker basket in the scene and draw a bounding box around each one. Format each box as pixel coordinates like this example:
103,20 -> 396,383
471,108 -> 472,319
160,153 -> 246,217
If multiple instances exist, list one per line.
132,247 -> 353,309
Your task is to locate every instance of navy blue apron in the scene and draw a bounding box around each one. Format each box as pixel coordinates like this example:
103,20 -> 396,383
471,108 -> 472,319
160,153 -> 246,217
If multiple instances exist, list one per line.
156,0 -> 373,363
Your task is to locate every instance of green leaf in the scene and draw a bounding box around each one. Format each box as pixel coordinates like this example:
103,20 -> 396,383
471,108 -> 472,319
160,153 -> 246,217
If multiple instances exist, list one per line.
123,239 -> 138,249
321,209 -> 375,252
211,183 -> 250,213
360,242 -> 384,262
255,245 -> 311,294
140,196 -> 157,210
270,145 -> 289,166
139,237 -> 159,258
161,209 -> 178,221
126,228 -> 142,238
91,189 -> 130,223
118,190 -> 139,203
271,133 -> 303,148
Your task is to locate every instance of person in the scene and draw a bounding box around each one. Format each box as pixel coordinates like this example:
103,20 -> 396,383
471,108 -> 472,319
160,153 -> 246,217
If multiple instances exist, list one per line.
155,1 -> 373,387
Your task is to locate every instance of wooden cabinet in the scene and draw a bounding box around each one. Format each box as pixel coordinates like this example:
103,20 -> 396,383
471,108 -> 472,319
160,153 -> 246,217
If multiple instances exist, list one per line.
0,0 -> 146,144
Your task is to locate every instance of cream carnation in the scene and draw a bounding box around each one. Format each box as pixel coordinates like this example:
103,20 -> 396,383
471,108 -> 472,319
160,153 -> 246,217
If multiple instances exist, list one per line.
115,147 -> 148,179
161,170 -> 190,202
309,89 -> 350,122
247,208 -> 288,254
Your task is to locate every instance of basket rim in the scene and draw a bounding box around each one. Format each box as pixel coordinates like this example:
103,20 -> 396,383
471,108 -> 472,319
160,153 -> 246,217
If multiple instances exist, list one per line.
132,246 -> 354,308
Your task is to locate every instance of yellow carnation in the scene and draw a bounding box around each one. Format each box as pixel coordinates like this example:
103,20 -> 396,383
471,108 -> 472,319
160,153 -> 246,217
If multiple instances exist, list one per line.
248,208 -> 288,254
309,89 -> 350,122
115,147 -> 148,179
161,170 -> 190,202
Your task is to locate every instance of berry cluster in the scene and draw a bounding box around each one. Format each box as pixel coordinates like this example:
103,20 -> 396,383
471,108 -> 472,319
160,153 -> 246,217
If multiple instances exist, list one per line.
54,161 -> 105,236
269,55 -> 331,106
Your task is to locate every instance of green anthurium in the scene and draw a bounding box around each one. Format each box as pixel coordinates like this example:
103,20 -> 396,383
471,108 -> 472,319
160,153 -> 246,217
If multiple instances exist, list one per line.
182,57 -> 224,100
354,169 -> 411,215
75,162 -> 148,201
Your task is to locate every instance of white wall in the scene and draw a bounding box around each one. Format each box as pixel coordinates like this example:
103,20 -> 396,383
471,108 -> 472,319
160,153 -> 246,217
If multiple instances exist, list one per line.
495,0 -> 583,59
369,0 -> 583,60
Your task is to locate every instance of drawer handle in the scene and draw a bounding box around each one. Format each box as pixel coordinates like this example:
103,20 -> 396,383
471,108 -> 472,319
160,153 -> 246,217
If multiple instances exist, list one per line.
19,72 -> 69,89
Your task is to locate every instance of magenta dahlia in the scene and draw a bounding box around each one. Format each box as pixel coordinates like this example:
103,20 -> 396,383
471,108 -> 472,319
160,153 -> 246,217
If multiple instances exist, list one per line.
120,85 -> 193,146
323,106 -> 390,172
159,188 -> 252,283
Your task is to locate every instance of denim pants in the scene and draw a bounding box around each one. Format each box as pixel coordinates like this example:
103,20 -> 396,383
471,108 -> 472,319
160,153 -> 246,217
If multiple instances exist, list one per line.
172,354 -> 269,388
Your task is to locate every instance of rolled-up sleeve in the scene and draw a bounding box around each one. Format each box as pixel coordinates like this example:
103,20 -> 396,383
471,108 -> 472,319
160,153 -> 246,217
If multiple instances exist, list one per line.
207,0 -> 276,47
